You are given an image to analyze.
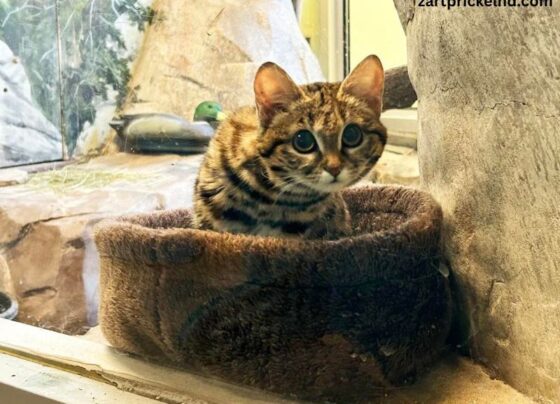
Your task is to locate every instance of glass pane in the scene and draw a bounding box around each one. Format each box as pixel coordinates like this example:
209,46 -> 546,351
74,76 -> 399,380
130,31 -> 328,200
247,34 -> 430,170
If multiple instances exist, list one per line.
0,0 -> 63,167
0,1 -> 425,402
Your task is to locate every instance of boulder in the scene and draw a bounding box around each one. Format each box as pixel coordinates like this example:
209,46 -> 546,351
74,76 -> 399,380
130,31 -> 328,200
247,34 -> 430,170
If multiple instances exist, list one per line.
0,153 -> 202,334
10,215 -> 91,334
394,2 -> 560,401
0,41 -> 62,167
119,0 -> 323,120
383,66 -> 417,110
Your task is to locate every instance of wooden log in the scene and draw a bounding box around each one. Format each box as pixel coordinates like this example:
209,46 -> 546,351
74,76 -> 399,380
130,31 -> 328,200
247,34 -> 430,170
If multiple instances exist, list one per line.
383,65 -> 417,110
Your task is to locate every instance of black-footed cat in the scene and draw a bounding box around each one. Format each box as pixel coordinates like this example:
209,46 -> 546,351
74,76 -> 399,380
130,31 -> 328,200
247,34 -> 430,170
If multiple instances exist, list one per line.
193,55 -> 387,239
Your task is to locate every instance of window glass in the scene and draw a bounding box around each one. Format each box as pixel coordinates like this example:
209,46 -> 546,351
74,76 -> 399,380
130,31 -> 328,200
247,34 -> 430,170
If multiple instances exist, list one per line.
0,0 -> 152,167
0,4 -> 419,402
0,1 -> 63,167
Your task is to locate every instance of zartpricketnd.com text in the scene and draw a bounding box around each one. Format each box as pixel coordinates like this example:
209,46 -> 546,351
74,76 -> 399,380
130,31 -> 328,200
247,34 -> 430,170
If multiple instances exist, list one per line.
418,0 -> 552,8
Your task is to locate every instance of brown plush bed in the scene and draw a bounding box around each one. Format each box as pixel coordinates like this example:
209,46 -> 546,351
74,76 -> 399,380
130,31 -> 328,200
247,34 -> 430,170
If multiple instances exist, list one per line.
94,185 -> 451,402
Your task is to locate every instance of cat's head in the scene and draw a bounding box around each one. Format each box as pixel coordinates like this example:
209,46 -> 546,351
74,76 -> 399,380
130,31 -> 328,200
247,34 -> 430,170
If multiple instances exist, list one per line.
254,55 -> 387,194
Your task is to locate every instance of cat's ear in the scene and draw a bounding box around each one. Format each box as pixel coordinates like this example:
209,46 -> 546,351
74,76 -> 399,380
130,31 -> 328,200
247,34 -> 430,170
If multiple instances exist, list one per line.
254,62 -> 303,127
338,55 -> 384,115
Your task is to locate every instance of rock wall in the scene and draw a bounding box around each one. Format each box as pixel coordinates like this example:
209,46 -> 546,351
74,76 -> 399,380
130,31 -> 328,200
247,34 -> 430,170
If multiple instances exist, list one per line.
120,0 -> 324,119
0,153 -> 203,334
393,2 -> 560,401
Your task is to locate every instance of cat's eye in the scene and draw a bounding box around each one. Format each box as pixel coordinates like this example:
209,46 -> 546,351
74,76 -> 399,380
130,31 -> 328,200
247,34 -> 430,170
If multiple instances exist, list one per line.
342,124 -> 363,148
292,130 -> 317,153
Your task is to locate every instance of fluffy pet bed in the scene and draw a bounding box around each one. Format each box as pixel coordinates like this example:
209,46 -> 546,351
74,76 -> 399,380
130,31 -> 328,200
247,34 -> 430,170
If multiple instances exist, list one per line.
95,186 -> 451,402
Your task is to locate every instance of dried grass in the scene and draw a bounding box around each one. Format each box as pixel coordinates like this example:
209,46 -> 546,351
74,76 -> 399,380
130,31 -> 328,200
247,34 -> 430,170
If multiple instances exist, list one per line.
28,165 -> 152,193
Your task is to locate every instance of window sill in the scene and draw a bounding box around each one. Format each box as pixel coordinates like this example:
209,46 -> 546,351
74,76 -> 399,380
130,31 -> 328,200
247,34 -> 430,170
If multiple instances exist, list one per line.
381,108 -> 418,149
0,352 -> 155,404
0,319 -> 289,403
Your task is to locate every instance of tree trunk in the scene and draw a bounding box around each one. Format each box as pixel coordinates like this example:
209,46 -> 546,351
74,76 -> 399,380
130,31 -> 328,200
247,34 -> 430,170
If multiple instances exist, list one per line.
394,1 -> 560,402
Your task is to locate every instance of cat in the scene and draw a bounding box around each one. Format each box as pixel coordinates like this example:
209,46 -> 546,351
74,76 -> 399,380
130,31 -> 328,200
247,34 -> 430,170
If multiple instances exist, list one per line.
193,55 -> 387,239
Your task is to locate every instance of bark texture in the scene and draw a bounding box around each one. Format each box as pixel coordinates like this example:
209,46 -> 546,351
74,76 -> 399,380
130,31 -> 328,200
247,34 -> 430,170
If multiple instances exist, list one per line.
394,1 -> 560,401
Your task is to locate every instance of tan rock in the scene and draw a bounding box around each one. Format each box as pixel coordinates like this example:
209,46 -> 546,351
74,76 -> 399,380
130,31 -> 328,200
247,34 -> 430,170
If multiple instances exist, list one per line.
8,215 -> 95,334
0,154 -> 202,245
0,168 -> 28,187
394,2 -> 560,402
0,153 -> 203,334
119,0 -> 323,120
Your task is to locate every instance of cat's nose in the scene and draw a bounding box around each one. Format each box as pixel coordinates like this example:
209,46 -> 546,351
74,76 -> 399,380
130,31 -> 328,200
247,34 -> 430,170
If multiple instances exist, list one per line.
325,164 -> 342,178
324,155 -> 342,178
